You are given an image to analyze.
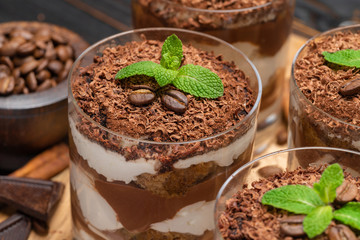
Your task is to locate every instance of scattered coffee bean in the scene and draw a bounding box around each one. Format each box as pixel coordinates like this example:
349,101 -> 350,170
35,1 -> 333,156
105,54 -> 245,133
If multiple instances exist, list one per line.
26,72 -> 37,91
161,89 -> 188,113
279,215 -> 306,237
36,69 -> 51,82
12,68 -> 21,79
36,58 -> 48,72
13,77 -> 25,94
36,79 -> 53,92
47,60 -> 63,74
258,165 -> 283,178
0,41 -> 19,56
129,89 -> 156,106
33,48 -> 45,58
34,28 -> 51,42
13,55 -> 35,67
17,42 -> 36,56
328,224 -> 357,240
336,181 -> 358,203
0,56 -> 14,69
51,33 -> 68,45
20,59 -> 38,75
0,64 -> 11,76
44,42 -> 56,60
339,77 -> 360,96
10,29 -> 33,40
55,45 -> 71,62
0,76 -> 15,95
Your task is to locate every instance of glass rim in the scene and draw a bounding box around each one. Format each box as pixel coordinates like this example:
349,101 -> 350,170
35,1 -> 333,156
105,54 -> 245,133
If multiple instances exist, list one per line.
68,27 -> 262,145
159,0 -> 274,13
214,146 -> 360,236
291,24 -> 360,129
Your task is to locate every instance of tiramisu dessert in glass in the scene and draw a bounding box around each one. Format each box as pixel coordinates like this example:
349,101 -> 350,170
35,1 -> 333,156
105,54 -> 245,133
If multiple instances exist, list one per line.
289,24 -> 360,151
68,28 -> 261,239
132,0 -> 295,151
215,147 -> 360,240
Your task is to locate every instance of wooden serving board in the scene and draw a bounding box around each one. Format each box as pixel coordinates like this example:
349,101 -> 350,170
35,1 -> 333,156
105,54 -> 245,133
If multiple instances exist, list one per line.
0,33 -> 308,240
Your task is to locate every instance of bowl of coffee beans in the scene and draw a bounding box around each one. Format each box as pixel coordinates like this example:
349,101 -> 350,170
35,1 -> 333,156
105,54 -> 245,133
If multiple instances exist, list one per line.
0,21 -> 88,171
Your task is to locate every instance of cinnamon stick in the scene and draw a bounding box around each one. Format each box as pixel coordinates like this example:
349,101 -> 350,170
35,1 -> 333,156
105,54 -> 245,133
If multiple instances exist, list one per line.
9,143 -> 69,180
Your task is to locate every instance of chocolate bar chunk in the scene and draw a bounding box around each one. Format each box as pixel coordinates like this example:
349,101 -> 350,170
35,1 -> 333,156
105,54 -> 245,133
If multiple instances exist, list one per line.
0,213 -> 31,240
0,176 -> 64,222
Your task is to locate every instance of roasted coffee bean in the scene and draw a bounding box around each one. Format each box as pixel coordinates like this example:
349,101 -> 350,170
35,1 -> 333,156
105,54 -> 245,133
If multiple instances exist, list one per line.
26,72 -> 37,91
10,36 -> 26,45
35,39 -> 48,50
0,64 -> 11,76
51,33 -> 68,45
0,34 -> 5,44
44,42 -> 56,60
130,84 -> 156,92
129,89 -> 156,106
20,60 -> 38,75
0,76 -> 15,95
13,55 -> 35,67
0,40 -> 19,56
36,70 -> 51,82
10,29 -> 33,40
23,87 -> 29,94
17,42 -> 36,56
258,165 -> 283,178
47,60 -> 63,74
36,58 -> 48,72
339,77 -> 360,96
0,56 -> 14,70
56,45 -> 71,62
34,28 -> 51,42
161,89 -> 188,113
12,68 -> 21,79
336,181 -> 358,203
33,48 -> 45,58
328,224 -> 357,240
36,79 -> 52,92
50,79 -> 57,87
13,77 -> 25,94
279,215 -> 306,237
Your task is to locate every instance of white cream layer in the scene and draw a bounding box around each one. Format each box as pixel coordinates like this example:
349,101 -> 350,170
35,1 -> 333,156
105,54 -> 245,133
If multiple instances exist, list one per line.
71,163 -> 215,236
69,118 -> 255,183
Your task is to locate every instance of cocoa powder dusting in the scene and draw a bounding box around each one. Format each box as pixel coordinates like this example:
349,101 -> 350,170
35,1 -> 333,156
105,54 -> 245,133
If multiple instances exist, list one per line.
218,166 -> 360,240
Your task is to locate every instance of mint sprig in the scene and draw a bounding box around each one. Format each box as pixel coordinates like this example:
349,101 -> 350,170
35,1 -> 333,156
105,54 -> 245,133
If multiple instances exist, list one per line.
261,163 -> 360,238
313,163 -> 344,204
323,49 -> 360,68
115,34 -> 224,99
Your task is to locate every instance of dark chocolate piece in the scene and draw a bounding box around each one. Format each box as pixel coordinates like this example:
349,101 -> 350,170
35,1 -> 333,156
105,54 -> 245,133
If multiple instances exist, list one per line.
0,213 -> 31,240
0,176 -> 64,222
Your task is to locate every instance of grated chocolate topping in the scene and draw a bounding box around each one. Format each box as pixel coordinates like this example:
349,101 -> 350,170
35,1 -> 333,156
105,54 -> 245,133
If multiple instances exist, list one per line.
294,30 -> 360,126
72,38 -> 256,143
218,166 -> 360,240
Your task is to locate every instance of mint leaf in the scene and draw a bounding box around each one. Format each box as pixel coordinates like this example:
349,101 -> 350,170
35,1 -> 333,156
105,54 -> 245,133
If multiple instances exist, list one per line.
173,64 -> 223,98
334,202 -> 360,230
323,49 -> 360,68
303,206 -> 333,238
313,163 -> 344,204
160,34 -> 183,70
261,185 -> 324,214
154,65 -> 178,87
115,61 -> 159,80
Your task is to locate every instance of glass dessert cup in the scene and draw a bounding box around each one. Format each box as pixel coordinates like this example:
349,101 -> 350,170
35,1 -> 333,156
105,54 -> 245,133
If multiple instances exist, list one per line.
132,0 -> 295,152
215,147 -> 360,239
68,28 -> 262,240
289,24 -> 360,151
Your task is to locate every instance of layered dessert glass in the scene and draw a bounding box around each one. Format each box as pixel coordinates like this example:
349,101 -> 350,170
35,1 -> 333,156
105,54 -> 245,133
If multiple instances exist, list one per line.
289,24 -> 360,151
215,147 -> 360,239
68,28 -> 261,239
132,0 -> 295,150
